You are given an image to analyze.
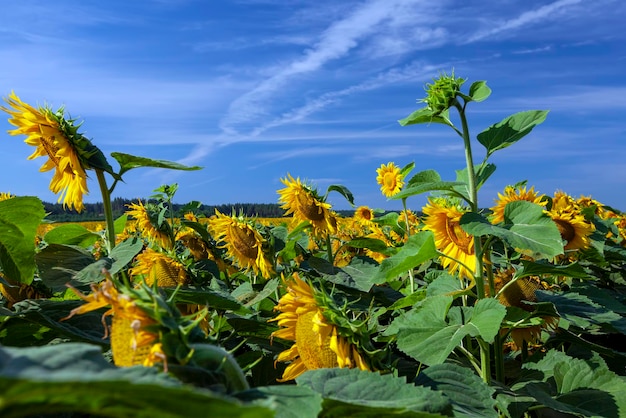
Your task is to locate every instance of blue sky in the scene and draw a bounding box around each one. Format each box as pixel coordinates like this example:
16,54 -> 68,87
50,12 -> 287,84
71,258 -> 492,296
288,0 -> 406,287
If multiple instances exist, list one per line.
1,0 -> 625,213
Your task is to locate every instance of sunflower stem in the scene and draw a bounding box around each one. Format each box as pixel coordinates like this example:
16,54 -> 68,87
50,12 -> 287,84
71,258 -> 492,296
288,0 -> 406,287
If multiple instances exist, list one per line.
402,198 -> 415,293
325,234 -> 334,265
96,169 -> 116,251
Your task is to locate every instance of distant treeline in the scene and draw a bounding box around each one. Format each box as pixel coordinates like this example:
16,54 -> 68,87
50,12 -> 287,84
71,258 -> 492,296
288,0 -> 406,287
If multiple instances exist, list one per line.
41,198 -> 298,222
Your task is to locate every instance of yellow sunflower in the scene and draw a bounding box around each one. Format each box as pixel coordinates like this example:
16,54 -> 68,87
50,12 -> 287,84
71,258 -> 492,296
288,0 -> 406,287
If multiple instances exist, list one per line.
354,205 -> 374,224
490,185 -> 546,224
129,248 -> 189,287
277,174 -> 338,236
422,198 -> 475,280
270,273 -> 369,382
547,207 -> 595,252
126,200 -> 172,249
0,192 -> 14,201
1,92 -> 89,212
63,278 -> 164,368
491,268 -> 558,351
376,162 -> 404,197
208,210 -> 274,279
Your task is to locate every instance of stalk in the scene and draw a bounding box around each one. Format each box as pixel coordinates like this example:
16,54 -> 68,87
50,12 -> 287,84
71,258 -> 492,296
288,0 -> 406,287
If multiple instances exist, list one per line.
96,169 -> 116,251
453,99 -> 491,384
402,197 -> 416,293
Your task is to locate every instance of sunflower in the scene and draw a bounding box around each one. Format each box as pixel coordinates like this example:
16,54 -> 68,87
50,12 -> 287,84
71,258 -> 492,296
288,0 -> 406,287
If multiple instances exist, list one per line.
277,174 -> 338,236
270,273 -> 369,381
353,206 -> 375,225
129,248 -> 189,287
491,268 -> 558,351
490,185 -> 546,224
0,192 -> 13,201
1,92 -> 90,212
126,200 -> 172,249
376,162 -> 404,197
547,208 -> 595,252
422,198 -> 475,280
63,278 -> 164,367
209,210 -> 274,278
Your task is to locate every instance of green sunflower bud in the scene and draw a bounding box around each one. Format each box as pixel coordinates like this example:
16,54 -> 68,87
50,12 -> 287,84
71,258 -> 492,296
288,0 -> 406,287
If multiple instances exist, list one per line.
421,70 -> 466,115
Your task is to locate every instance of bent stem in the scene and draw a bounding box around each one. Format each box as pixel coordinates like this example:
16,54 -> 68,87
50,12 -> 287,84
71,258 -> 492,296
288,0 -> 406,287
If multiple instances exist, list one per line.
96,169 -> 116,251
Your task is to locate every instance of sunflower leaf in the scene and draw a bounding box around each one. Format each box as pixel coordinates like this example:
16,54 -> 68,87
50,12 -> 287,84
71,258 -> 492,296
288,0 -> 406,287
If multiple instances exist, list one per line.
325,184 -> 355,206
43,223 -> 100,248
374,231 -> 438,283
35,244 -> 96,292
111,152 -> 203,178
0,196 -> 45,285
460,201 -> 563,260
236,385 -> 323,418
296,368 -> 453,417
467,80 -> 491,103
477,110 -> 549,156
398,106 -> 453,127
0,343 -> 273,418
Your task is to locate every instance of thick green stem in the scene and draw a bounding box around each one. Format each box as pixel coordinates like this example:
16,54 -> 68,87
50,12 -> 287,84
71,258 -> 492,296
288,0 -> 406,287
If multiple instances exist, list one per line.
454,99 -> 491,384
96,169 -> 116,251
325,234 -> 334,265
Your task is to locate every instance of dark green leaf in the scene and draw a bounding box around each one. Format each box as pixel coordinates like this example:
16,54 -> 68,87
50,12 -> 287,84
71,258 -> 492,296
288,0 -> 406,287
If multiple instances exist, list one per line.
0,196 -> 45,284
477,110 -> 549,156
407,169 -> 441,185
514,260 -> 590,280
312,256 -> 381,292
297,368 -> 453,417
0,343 -> 273,418
416,363 -> 497,418
111,152 -> 203,177
237,385 -> 323,418
35,244 -> 96,292
326,184 -> 355,206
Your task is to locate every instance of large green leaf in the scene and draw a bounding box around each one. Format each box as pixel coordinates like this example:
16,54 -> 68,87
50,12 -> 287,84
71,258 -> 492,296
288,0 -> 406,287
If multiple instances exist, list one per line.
398,107 -> 453,127
393,297 -> 506,365
43,223 -> 100,248
237,385 -> 323,418
0,343 -> 272,418
467,80 -> 491,103
517,350 -> 626,418
35,244 -> 96,292
460,201 -> 563,259
477,110 -> 549,156
0,196 -> 45,284
415,363 -> 497,418
111,152 -> 203,177
375,231 -> 438,283
325,184 -> 354,206
453,163 -> 496,199
514,260 -> 589,280
296,368 -> 453,417
309,256 -> 380,292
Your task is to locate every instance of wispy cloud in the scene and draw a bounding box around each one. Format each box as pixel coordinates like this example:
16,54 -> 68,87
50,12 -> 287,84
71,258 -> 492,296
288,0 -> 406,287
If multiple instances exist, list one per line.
465,0 -> 584,43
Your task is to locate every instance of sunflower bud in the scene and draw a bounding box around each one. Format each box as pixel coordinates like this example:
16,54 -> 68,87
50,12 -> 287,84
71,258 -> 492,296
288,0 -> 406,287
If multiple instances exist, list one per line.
421,71 -> 466,115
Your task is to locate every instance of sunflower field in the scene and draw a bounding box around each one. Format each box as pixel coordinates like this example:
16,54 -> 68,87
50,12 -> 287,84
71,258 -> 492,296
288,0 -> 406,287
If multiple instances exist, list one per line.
1,73 -> 626,418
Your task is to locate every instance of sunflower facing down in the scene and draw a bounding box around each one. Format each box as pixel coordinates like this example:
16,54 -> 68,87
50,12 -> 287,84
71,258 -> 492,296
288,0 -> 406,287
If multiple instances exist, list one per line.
376,162 -> 404,197
209,210 -> 274,278
1,92 -> 89,212
126,200 -> 173,250
63,278 -> 164,368
277,174 -> 338,236
128,248 -> 189,287
270,273 -> 369,382
422,198 -> 475,281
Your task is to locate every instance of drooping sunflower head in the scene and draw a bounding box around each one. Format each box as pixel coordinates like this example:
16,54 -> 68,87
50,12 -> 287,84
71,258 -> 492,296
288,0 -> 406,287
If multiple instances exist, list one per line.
547,207 -> 595,252
270,273 -> 369,381
376,162 -> 404,198
129,248 -> 189,287
126,200 -> 173,250
1,93 -> 93,212
420,70 -> 466,115
490,185 -> 547,224
422,198 -> 475,281
208,210 -> 274,278
277,174 -> 338,236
